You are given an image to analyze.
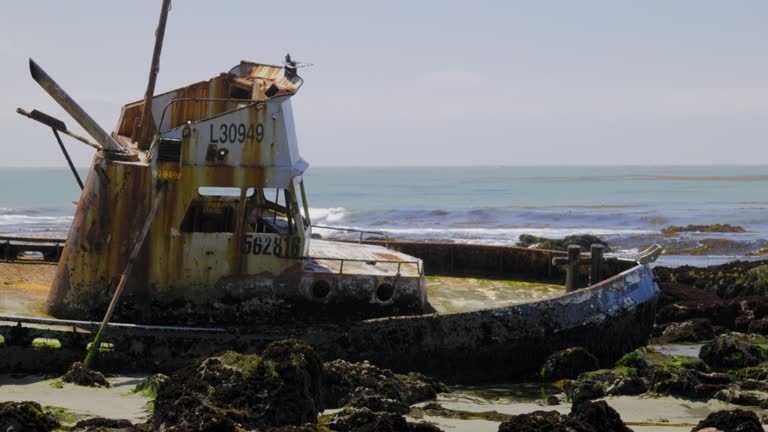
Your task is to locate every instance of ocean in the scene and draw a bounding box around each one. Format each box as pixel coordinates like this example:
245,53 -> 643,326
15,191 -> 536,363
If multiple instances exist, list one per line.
1,165 -> 767,267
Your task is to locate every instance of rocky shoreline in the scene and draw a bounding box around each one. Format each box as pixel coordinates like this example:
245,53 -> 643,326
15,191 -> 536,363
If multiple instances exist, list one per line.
3,258 -> 768,431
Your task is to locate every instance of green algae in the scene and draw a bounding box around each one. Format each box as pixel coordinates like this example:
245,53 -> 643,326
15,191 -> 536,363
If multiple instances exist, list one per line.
43,405 -> 79,424
32,338 -> 62,349
220,351 -> 262,378
616,347 -> 707,372
426,276 -> 564,314
131,374 -> 168,399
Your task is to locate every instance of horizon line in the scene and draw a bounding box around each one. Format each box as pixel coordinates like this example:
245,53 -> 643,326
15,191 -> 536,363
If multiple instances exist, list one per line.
2,163 -> 768,170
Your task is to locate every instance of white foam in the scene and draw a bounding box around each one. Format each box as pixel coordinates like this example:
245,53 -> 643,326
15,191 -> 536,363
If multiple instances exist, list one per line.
309,207 -> 349,224
313,225 -> 657,245
0,215 -> 73,225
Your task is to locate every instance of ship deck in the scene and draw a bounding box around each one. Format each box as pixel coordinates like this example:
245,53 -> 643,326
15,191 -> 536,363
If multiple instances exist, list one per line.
306,239 -> 423,277
0,261 -> 566,319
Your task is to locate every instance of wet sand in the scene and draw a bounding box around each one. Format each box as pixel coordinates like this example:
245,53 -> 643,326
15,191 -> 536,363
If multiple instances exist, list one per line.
411,391 -> 767,432
0,374 -> 151,425
0,262 -> 55,317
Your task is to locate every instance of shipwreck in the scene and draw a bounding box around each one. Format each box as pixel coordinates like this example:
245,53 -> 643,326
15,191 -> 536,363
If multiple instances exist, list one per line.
0,1 -> 661,381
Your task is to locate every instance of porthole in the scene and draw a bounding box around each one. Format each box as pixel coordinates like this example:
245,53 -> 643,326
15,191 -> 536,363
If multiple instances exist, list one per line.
376,283 -> 395,302
311,280 -> 331,300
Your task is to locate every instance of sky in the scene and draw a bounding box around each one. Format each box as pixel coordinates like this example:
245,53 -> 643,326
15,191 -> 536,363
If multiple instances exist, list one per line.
0,1 -> 766,167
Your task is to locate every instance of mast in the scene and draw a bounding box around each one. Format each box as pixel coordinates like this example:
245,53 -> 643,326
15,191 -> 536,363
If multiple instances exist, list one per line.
138,0 -> 172,150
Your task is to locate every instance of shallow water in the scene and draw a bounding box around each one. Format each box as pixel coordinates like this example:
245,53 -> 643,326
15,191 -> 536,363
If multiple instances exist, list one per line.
2,166 -> 767,264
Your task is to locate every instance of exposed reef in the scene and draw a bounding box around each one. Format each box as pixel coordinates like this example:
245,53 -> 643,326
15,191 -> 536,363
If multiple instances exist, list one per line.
517,234 -> 610,252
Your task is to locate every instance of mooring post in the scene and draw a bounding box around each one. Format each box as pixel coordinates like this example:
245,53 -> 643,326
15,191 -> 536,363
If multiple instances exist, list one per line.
590,244 -> 605,286
565,245 -> 581,292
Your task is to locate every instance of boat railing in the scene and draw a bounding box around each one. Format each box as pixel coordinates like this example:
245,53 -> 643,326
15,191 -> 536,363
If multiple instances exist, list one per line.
300,256 -> 421,277
312,225 -> 390,248
0,235 -> 66,262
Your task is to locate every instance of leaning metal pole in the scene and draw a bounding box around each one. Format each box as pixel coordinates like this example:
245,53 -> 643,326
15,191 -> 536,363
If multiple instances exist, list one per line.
138,0 -> 172,150
83,182 -> 168,367
28,60 -> 124,153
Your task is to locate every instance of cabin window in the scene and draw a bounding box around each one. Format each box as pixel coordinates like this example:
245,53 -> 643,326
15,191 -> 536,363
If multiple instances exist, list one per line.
180,187 -> 246,233
243,188 -> 297,235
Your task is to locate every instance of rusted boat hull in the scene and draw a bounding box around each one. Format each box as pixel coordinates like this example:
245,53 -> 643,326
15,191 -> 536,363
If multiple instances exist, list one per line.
0,261 -> 657,382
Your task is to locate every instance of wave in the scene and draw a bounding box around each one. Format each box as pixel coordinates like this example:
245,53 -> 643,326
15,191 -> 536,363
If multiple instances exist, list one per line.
309,207 -> 349,224
313,225 -> 658,245
0,215 -> 73,225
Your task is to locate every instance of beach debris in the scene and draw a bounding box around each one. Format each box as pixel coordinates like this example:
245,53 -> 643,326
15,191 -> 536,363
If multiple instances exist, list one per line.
62,362 -> 111,388
0,401 -> 60,432
690,409 -> 762,432
70,417 -> 140,432
518,234 -> 610,252
699,334 -> 767,369
539,347 -> 599,381
321,359 -> 445,409
151,340 -> 323,431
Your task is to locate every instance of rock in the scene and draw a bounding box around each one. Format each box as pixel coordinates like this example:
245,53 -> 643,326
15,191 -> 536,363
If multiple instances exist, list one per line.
329,407 -> 409,432
746,318 -> 768,335
658,319 -> 715,343
262,426 -> 319,432
570,400 -> 632,432
563,380 -> 604,404
699,334 -> 766,369
733,361 -> 768,381
322,359 -> 444,408
690,409 -> 762,432
0,401 -> 60,432
70,417 -> 140,431
713,387 -> 768,408
407,423 -> 444,432
518,234 -> 610,252
616,347 -> 708,373
497,410 -> 592,432
656,302 -> 740,329
661,224 -> 746,235
152,339 -> 323,431
540,347 -> 599,381
62,362 -> 111,388
655,260 -> 768,299
345,388 -> 409,414
545,395 -> 561,405
131,373 -> 168,398
605,375 -> 646,396
647,367 -> 701,398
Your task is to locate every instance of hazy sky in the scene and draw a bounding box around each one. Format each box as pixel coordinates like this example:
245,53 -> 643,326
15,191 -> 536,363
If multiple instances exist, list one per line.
0,1 -> 766,167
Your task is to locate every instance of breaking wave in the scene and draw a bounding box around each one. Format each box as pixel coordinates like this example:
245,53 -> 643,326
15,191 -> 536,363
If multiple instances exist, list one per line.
309,207 -> 349,224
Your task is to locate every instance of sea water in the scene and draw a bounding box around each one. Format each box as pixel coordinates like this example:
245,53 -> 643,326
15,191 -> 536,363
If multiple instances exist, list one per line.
1,165 -> 766,266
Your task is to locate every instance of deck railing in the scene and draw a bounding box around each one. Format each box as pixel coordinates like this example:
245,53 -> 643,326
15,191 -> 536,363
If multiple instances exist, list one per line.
312,225 -> 390,248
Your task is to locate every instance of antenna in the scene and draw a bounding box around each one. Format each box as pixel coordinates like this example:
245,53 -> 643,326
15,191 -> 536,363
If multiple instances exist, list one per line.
138,0 -> 173,150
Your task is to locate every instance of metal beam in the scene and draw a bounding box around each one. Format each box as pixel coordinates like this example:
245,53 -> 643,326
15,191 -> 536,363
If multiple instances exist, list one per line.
28,59 -> 124,153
